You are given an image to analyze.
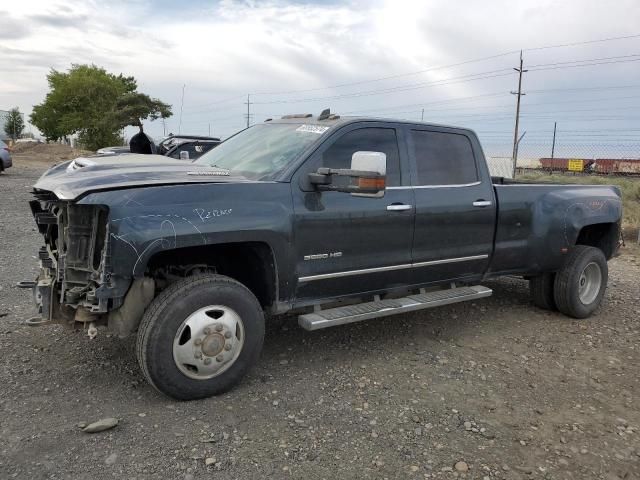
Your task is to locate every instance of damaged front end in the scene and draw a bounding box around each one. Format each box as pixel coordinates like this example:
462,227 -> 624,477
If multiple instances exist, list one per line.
29,189 -> 114,328
29,189 -> 156,336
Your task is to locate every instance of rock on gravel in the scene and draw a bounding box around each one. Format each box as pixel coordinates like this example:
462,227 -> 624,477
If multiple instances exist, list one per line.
454,461 -> 469,472
82,417 -> 119,433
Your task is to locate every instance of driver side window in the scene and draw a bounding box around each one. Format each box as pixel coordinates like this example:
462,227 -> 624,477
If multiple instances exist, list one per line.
320,127 -> 401,186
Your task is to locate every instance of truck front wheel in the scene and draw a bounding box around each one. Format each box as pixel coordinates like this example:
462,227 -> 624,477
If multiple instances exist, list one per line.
553,246 -> 608,319
136,274 -> 265,400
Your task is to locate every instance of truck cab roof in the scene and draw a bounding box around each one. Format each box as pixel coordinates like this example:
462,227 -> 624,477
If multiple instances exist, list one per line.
266,110 -> 477,136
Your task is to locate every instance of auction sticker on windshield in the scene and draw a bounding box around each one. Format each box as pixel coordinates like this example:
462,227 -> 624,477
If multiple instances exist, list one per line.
296,125 -> 329,134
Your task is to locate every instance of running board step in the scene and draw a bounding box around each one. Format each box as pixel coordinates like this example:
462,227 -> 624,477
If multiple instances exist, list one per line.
298,285 -> 492,331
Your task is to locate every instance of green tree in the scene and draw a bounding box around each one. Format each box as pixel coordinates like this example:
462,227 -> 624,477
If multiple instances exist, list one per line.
30,64 -> 172,150
111,92 -> 172,133
4,107 -> 25,141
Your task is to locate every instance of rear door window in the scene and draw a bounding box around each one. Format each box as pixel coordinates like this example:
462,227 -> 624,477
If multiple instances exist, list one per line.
410,130 -> 478,186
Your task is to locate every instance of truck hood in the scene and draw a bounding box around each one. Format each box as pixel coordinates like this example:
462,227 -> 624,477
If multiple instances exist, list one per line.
33,154 -> 252,200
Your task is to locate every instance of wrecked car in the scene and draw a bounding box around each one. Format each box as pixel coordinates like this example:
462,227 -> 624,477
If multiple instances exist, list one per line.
26,110 -> 622,400
96,134 -> 221,160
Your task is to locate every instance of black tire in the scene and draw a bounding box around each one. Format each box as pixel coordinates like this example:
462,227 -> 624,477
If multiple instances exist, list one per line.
530,272 -> 557,311
553,246 -> 608,319
136,274 -> 264,400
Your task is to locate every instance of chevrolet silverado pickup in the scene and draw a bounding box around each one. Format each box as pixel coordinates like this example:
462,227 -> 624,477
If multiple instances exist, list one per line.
26,110 -> 623,400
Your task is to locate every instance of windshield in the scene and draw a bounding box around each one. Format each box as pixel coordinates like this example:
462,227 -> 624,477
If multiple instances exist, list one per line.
194,123 -> 328,180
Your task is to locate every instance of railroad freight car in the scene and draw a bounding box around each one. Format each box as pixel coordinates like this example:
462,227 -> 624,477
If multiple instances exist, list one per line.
594,159 -> 640,175
538,157 -> 640,175
539,158 -> 596,171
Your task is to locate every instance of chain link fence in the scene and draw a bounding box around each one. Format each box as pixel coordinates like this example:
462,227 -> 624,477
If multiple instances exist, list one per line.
483,139 -> 640,178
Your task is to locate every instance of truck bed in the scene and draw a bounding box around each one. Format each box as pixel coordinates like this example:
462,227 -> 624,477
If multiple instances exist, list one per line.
488,179 -> 622,276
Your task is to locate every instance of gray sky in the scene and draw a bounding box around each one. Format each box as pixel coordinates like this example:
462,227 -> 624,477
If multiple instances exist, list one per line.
1,0 -> 639,159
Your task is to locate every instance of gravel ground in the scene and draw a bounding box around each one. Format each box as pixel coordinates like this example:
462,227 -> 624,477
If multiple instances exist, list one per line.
1,163 -> 639,480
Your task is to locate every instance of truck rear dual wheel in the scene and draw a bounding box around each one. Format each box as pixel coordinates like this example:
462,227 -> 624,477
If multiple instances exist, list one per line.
529,272 -> 557,311
554,246 -> 608,319
136,274 -> 265,400
530,246 -> 608,318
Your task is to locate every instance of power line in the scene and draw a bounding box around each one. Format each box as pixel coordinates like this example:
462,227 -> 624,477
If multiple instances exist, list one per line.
175,32 -> 640,123
530,57 -> 640,72
257,94 -> 640,121
463,116 -> 640,122
528,53 -> 640,68
524,33 -> 640,51
181,111 -> 247,122
407,104 -> 640,119
250,33 -> 640,97
372,95 -> 640,116
182,94 -> 247,113
340,92 -> 512,115
252,69 -> 516,105
527,84 -> 640,94
183,37 -> 640,117
249,56 -> 640,107
254,85 -> 640,122
550,128 -> 640,132
251,51 -> 519,96
337,86 -> 640,119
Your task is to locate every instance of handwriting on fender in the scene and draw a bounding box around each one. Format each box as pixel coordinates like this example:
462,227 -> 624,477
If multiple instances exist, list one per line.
194,208 -> 233,222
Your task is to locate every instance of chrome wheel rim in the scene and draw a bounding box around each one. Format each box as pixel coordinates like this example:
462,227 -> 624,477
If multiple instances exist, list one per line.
173,305 -> 244,380
578,262 -> 602,305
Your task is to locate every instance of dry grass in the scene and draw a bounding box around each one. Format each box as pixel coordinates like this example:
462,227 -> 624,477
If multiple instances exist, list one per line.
10,142 -> 92,166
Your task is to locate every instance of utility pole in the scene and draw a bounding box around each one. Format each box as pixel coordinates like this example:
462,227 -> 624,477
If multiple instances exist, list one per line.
178,84 -> 185,134
515,131 -> 526,161
551,121 -> 557,158
511,51 -> 527,177
162,117 -> 166,137
208,123 -> 211,136
421,108 -> 424,122
244,94 -> 252,128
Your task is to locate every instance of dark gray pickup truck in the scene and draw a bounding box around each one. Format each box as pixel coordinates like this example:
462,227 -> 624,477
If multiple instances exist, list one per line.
27,111 -> 622,399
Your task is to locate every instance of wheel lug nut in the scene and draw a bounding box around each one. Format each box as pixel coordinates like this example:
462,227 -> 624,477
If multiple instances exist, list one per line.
224,344 -> 232,351
224,331 -> 232,339
194,339 -> 202,346
215,324 -> 223,332
204,358 -> 212,365
216,354 -> 224,362
204,327 -> 211,335
194,352 -> 202,359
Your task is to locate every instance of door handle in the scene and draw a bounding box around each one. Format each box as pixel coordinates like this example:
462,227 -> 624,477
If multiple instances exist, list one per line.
387,204 -> 413,211
472,200 -> 492,207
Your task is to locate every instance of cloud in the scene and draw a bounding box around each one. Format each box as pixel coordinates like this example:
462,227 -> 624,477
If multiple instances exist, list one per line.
28,12 -> 89,28
0,12 -> 32,39
0,0 -> 638,148
0,45 -> 71,69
